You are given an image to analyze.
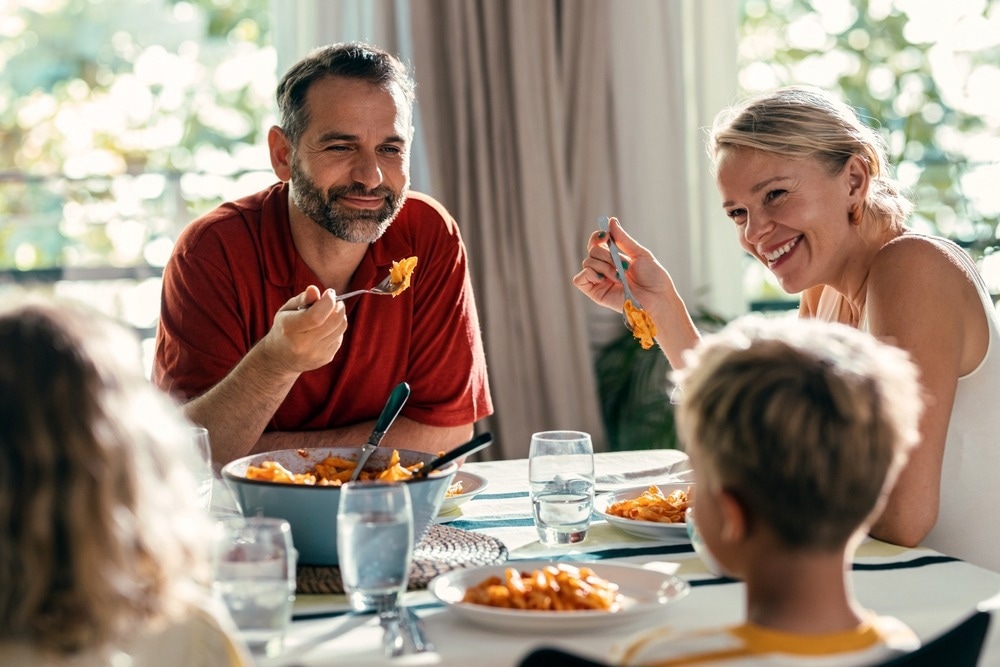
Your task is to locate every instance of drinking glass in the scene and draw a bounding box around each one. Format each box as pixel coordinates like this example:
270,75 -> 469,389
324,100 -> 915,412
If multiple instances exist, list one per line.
213,517 -> 297,657
190,426 -> 213,510
336,482 -> 414,612
528,430 -> 595,545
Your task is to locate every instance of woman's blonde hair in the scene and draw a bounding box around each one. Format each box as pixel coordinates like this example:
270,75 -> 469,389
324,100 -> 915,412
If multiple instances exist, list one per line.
0,295 -> 213,653
709,86 -> 914,234
674,315 -> 922,550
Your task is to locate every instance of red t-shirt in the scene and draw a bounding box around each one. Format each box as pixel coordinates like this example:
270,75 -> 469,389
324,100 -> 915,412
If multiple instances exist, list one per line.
153,183 -> 493,432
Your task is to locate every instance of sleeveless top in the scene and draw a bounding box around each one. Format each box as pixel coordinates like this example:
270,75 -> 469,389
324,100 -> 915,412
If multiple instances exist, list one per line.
814,235 -> 1000,573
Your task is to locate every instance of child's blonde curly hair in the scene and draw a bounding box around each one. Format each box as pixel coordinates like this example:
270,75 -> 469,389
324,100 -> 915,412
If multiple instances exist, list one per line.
0,296 -> 214,654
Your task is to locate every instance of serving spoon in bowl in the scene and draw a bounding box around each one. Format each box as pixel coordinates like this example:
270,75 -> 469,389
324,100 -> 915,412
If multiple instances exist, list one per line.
408,432 -> 494,481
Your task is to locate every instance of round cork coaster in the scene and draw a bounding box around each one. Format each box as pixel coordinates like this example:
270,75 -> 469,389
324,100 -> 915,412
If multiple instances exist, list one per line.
295,523 -> 509,595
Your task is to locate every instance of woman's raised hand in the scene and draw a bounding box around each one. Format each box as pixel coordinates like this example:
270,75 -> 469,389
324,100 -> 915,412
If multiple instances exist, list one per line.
572,217 -> 672,313
572,217 -> 701,367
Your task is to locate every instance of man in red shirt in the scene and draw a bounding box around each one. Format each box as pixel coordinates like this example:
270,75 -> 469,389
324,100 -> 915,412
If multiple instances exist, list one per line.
154,42 -> 493,463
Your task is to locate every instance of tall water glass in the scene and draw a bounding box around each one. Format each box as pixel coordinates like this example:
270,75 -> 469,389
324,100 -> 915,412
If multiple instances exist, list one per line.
190,426 -> 213,510
337,482 -> 414,612
529,430 -> 595,545
212,517 -> 296,657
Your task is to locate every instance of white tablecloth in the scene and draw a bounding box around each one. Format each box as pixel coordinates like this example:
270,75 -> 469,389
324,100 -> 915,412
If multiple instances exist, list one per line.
244,449 -> 1000,667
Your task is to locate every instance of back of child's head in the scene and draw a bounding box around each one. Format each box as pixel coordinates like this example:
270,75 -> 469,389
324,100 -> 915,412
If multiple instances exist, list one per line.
674,315 -> 922,550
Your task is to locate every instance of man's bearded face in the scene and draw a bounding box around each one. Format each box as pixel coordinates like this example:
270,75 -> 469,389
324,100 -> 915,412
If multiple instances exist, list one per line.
289,155 -> 406,244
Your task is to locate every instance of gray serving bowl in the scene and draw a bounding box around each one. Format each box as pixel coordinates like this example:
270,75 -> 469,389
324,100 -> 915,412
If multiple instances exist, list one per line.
221,447 -> 457,566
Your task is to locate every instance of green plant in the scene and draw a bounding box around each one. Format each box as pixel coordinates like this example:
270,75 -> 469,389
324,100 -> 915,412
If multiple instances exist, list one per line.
596,330 -> 676,451
596,308 -> 728,451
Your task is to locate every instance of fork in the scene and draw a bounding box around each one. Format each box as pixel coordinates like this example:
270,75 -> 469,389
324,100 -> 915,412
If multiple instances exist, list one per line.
401,605 -> 435,653
598,216 -> 643,331
335,273 -> 402,301
377,598 -> 405,658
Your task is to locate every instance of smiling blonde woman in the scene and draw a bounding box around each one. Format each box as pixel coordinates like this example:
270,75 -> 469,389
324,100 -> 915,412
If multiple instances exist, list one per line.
573,85 -> 1000,573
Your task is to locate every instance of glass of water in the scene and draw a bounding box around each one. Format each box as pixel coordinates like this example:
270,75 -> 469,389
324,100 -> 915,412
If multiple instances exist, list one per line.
212,516 -> 296,657
529,430 -> 595,545
336,482 -> 414,613
190,426 -> 213,510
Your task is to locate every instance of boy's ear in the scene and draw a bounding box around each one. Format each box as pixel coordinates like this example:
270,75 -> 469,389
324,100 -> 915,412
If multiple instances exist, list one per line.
718,489 -> 748,544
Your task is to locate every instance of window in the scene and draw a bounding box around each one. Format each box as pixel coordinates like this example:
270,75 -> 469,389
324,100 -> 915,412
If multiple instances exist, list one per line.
0,0 -> 274,371
739,0 -> 1000,309
4,0 -> 997,334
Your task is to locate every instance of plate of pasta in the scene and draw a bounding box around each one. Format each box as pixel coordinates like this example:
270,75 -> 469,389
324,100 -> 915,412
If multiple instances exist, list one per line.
594,483 -> 694,540
428,560 -> 689,632
438,470 -> 489,516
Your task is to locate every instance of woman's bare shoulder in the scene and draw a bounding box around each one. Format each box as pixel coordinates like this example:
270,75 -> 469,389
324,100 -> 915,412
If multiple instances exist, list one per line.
871,234 -> 973,285
867,233 -> 983,335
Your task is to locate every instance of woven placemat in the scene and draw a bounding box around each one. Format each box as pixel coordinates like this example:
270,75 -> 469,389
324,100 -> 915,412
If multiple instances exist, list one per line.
296,523 -> 508,594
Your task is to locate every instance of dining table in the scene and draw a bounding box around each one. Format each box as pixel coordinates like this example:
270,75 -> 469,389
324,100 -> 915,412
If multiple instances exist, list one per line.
228,449 -> 1000,667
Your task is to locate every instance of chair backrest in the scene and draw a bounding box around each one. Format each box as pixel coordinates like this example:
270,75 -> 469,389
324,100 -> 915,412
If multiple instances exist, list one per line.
519,611 -> 992,667
871,610 -> 991,667
517,647 -> 611,667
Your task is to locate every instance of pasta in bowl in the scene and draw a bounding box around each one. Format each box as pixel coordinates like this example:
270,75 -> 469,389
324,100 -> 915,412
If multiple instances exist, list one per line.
594,482 -> 694,540
438,470 -> 489,516
222,447 -> 457,566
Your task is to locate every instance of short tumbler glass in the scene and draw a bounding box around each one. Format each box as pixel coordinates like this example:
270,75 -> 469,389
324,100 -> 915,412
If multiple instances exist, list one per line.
212,516 -> 296,657
528,430 -> 595,545
336,482 -> 414,612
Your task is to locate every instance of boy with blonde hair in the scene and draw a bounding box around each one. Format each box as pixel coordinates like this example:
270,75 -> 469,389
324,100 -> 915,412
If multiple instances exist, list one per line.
619,315 -> 923,665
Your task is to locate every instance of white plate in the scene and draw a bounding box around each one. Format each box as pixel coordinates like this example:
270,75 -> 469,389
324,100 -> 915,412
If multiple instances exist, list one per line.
428,560 -> 689,633
437,470 -> 489,515
434,507 -> 463,524
594,483 -> 693,540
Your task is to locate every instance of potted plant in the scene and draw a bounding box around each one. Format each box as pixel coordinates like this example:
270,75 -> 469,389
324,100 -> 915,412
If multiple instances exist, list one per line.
595,307 -> 728,451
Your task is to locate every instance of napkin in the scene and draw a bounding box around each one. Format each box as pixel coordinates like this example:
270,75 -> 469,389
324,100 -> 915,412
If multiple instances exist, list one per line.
594,457 -> 694,491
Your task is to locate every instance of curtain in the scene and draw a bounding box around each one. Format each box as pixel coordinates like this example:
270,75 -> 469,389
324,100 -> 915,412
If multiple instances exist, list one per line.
271,0 -> 740,460
409,0 -> 609,459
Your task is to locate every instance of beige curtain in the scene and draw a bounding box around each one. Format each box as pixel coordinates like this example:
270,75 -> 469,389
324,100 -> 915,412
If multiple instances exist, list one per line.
409,0 -> 611,459
271,0 -> 740,459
